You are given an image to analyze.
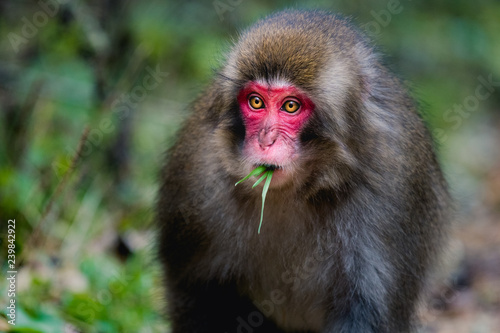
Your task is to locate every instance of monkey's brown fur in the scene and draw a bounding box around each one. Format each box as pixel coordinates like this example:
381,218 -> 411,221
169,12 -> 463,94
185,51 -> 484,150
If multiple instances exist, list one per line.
157,10 -> 450,333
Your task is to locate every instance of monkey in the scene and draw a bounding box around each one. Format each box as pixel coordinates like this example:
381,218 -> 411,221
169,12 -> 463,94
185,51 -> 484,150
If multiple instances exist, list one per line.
156,10 -> 450,333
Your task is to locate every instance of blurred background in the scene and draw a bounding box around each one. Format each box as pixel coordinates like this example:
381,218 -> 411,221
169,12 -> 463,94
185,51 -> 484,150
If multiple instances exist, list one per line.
0,0 -> 499,332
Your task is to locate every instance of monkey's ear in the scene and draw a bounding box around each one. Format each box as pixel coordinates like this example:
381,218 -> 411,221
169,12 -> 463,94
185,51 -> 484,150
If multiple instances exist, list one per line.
359,75 -> 373,104
360,80 -> 372,103
349,39 -> 378,103
194,83 -> 226,125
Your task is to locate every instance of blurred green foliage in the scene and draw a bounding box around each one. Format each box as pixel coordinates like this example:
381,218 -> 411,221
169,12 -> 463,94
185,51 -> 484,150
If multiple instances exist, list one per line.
0,0 -> 499,332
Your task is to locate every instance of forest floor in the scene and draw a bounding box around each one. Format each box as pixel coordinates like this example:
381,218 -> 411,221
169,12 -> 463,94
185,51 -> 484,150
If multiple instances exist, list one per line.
421,162 -> 500,332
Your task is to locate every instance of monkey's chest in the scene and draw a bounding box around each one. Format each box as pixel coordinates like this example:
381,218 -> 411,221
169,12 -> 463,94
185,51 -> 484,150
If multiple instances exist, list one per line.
243,248 -> 329,332
206,199 -> 333,331
226,220 -> 330,331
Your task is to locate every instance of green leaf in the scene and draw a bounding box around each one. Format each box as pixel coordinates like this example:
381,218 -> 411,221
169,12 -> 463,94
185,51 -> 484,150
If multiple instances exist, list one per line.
258,170 -> 273,234
234,165 -> 274,234
252,173 -> 267,188
235,165 -> 267,186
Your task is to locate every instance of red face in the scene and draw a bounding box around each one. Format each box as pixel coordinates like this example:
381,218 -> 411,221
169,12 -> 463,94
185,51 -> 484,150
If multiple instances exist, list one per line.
237,81 -> 315,187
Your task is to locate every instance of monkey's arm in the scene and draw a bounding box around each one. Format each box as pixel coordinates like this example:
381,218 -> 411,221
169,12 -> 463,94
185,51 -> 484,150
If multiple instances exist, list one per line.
322,184 -> 428,333
158,211 -> 286,333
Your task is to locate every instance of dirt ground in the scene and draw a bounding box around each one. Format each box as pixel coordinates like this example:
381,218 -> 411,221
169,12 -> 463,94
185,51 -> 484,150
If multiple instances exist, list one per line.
421,164 -> 500,332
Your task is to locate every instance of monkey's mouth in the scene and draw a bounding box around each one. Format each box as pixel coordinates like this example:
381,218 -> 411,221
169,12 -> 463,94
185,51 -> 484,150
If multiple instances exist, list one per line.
258,164 -> 283,171
247,163 -> 290,188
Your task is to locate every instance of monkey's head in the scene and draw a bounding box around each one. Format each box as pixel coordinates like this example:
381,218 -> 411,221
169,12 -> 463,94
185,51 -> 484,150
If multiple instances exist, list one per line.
213,10 -> 374,192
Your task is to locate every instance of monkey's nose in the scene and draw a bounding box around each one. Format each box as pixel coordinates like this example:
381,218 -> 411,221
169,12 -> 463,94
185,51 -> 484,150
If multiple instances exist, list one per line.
258,128 -> 278,149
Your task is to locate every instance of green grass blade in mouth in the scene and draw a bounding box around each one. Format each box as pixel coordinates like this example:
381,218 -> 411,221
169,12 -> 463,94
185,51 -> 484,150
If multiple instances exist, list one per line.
235,165 -> 267,186
234,165 -> 275,234
252,173 -> 268,188
258,170 -> 273,234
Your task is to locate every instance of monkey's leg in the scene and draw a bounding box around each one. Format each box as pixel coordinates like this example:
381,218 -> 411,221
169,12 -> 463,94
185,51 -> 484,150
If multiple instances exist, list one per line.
167,280 -> 285,333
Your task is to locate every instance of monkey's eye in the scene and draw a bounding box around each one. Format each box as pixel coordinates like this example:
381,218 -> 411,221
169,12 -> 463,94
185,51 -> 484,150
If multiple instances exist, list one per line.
282,100 -> 300,113
249,96 -> 265,109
